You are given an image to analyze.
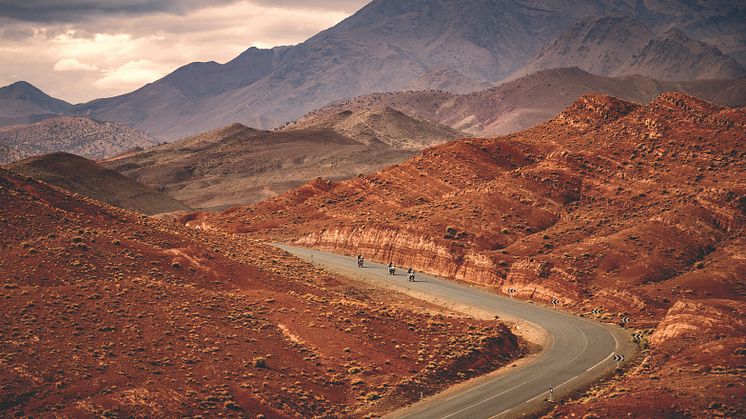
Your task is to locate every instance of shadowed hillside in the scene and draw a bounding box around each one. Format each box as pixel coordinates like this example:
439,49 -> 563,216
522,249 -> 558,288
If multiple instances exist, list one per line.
5,152 -> 191,215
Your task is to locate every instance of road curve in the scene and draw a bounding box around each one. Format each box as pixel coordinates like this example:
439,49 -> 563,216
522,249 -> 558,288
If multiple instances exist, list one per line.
273,244 -> 636,418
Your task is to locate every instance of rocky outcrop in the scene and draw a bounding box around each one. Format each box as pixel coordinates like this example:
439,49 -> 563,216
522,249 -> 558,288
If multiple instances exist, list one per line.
298,226 -> 498,284
649,299 -> 745,347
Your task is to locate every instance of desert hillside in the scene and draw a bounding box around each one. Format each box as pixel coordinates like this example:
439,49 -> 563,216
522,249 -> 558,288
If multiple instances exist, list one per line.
283,107 -> 464,151
0,116 -> 159,164
198,92 -> 745,417
0,167 -> 523,417
300,68 -> 746,136
0,81 -> 72,127
5,152 -> 191,215
103,123 -> 422,210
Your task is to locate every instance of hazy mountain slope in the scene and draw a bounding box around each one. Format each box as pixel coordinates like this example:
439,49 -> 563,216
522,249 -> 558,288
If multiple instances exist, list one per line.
515,17 -> 746,81
0,116 -> 159,164
513,16 -> 656,78
103,125 -> 417,210
406,69 -> 494,94
284,107 -> 465,150
0,81 -> 72,127
74,47 -> 284,138
5,152 -> 191,215
0,81 -> 71,117
615,29 -> 746,80
300,68 -> 746,136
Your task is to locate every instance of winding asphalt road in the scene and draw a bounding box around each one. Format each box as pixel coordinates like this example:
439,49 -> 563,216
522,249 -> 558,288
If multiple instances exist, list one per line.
274,244 -> 636,418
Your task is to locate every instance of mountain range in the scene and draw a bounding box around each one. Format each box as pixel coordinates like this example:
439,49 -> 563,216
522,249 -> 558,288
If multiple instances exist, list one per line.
1,0 -> 744,141
296,67 -> 746,136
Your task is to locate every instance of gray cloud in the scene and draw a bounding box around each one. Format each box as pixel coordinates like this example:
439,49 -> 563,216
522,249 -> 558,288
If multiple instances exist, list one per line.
0,0 -> 240,22
251,1 -> 369,12
0,0 -> 369,22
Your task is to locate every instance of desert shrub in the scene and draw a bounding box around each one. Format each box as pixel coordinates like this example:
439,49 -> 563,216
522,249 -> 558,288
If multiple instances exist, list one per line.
365,392 -> 381,401
253,357 -> 267,368
445,226 -> 458,239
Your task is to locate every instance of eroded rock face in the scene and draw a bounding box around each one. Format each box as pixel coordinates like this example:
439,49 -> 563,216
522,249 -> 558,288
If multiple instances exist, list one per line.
649,299 -> 745,347
552,298 -> 745,418
298,226 -> 498,284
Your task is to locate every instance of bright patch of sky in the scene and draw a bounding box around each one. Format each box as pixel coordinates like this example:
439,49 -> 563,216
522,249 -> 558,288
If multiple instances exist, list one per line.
0,0 -> 370,102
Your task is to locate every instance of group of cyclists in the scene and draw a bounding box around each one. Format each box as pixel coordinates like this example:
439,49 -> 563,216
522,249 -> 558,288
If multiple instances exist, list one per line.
356,255 -> 416,282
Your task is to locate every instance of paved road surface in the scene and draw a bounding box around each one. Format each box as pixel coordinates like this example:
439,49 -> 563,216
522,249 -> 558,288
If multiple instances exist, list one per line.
274,244 -> 636,418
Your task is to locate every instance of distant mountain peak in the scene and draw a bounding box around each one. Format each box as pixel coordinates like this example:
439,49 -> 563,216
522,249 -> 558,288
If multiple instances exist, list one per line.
1,80 -> 61,101
0,81 -> 72,121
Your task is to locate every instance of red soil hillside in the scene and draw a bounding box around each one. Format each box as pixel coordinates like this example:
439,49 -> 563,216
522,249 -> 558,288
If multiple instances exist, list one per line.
0,168 -> 523,417
199,92 -> 745,417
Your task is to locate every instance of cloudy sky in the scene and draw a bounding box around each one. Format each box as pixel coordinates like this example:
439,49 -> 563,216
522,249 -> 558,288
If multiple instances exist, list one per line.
0,0 -> 370,103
